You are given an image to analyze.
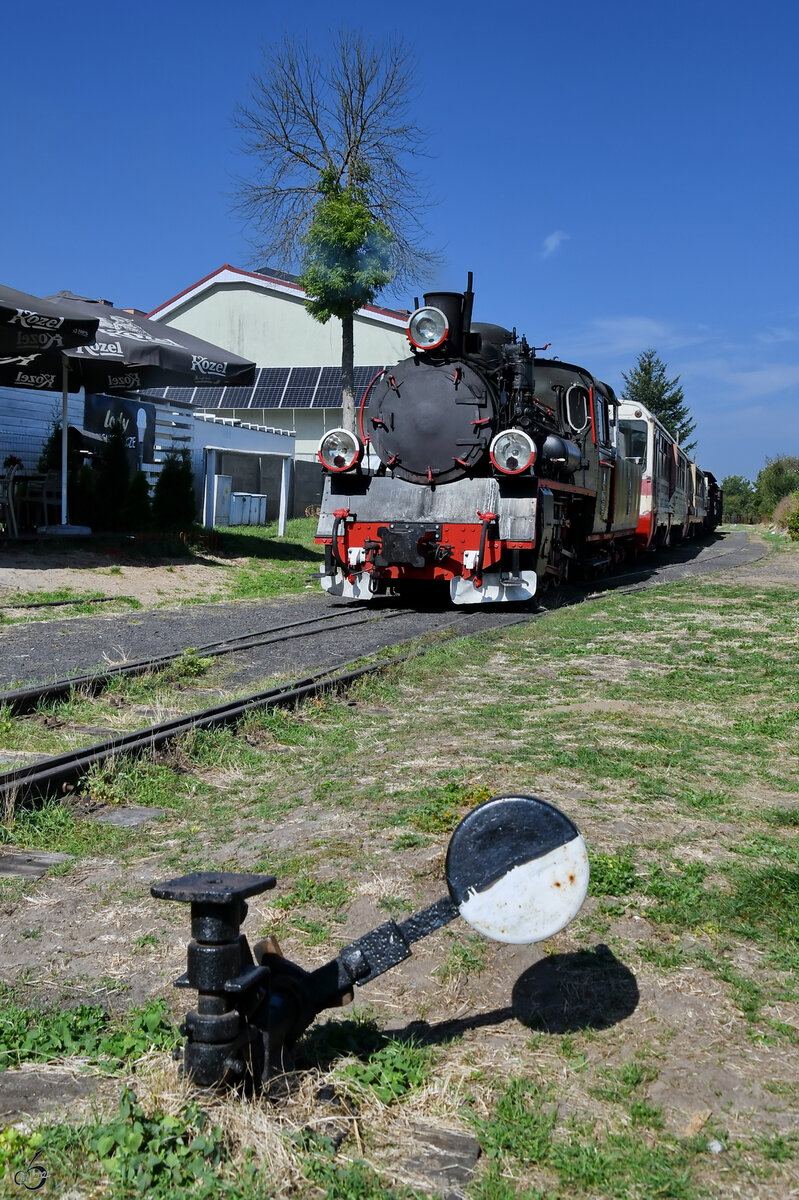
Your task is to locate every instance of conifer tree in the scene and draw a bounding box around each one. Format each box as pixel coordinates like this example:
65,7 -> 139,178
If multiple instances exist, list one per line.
621,349 -> 696,454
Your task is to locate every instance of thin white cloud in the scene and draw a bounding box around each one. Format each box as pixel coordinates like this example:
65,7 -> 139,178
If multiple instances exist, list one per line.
563,316 -> 711,362
681,356 -> 799,402
755,327 -> 797,345
541,230 -> 570,259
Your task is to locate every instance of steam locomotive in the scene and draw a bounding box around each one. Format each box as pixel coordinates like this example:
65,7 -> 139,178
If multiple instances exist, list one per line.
315,276 -> 720,603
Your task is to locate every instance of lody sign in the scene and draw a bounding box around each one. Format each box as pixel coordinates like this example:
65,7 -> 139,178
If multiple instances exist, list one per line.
83,393 -> 156,469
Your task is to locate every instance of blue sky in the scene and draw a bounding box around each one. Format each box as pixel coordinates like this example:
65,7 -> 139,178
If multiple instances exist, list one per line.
2,0 -> 797,482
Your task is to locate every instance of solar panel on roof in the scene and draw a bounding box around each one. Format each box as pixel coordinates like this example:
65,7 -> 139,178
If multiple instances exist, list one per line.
281,366 -> 320,408
193,386 -> 225,406
162,388 -> 196,403
222,386 -> 254,407
314,366 -> 341,405
354,365 -> 386,389
251,367 -> 291,406
156,363 -> 391,410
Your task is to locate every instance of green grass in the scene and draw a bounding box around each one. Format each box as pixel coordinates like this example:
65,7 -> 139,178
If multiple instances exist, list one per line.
2,545 -> 798,1198
469,1075 -> 705,1198
0,588 -> 142,623
223,518 -> 324,599
1,795 -> 135,856
436,931 -> 489,981
0,994 -> 177,1070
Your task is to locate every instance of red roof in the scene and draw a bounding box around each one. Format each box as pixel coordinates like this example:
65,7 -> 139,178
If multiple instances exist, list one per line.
148,264 -> 409,324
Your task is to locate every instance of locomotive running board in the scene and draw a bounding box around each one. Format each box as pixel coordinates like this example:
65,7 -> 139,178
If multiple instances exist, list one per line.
450,571 -> 537,605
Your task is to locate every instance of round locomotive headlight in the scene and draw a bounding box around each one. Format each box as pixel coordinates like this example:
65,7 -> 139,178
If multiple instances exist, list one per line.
490,429 -> 536,475
317,428 -> 362,472
407,306 -> 449,351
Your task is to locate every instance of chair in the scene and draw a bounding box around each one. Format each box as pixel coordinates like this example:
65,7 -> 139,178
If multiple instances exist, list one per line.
0,464 -> 19,538
42,472 -> 62,526
22,471 -> 61,527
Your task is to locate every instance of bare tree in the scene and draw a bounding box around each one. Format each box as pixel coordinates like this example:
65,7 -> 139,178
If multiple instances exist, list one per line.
235,31 -> 436,283
234,33 -> 438,420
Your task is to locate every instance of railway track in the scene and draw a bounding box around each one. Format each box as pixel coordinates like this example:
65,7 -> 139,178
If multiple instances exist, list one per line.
0,656 -> 417,806
0,605 -> 410,716
0,533 -> 762,806
0,606 -> 528,805
0,533 -> 742,717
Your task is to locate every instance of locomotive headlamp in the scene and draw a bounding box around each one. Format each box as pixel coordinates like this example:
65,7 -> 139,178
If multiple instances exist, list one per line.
407,306 -> 449,351
317,428 -> 362,472
490,429 -> 536,474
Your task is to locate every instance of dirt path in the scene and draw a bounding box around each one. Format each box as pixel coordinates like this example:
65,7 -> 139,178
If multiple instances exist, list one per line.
0,543 -> 241,608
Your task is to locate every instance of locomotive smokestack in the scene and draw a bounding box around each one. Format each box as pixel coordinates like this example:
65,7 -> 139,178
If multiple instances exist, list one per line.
423,291 -> 464,352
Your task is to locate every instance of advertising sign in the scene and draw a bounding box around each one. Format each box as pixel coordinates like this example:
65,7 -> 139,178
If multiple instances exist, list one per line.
83,393 -> 156,469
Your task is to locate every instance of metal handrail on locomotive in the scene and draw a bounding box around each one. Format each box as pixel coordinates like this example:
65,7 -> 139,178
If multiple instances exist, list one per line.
315,275 -> 720,604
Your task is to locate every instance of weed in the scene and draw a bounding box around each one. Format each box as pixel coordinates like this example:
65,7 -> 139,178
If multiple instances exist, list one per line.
636,940 -> 687,970
765,806 -> 799,827
391,831 -> 430,850
589,848 -> 638,896
163,647 -> 214,681
0,703 -> 16,740
302,1150 -> 422,1199
589,1059 -> 659,1107
83,756 -> 189,811
0,995 -> 177,1070
335,1036 -> 436,1104
2,795 -> 132,857
398,780 -> 492,834
274,875 -> 350,913
88,1085 -> 267,1198
133,932 -> 160,950
292,916 -> 333,944
378,895 -> 414,916
756,1133 -> 796,1162
436,932 -> 488,981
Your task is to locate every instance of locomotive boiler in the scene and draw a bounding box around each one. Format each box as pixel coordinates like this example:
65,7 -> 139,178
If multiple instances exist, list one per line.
314,275 -> 645,603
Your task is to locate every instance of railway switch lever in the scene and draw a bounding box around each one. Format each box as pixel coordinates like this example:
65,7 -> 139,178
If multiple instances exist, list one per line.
152,794 -> 590,1092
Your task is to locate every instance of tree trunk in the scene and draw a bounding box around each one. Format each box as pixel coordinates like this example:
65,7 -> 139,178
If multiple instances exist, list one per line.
341,310 -> 356,433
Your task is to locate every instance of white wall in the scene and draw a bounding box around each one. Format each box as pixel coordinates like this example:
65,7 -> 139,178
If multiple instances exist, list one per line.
158,281 -> 409,367
209,406 -> 343,462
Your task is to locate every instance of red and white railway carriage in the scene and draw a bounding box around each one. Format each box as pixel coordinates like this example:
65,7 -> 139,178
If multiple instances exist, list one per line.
616,401 -> 710,549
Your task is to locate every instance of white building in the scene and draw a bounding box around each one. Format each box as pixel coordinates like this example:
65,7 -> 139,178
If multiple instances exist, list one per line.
148,264 -> 411,462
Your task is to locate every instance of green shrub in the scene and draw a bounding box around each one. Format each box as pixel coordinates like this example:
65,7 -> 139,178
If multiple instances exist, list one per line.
152,447 -> 196,531
92,419 -> 130,531
123,469 -> 152,530
784,496 -> 799,541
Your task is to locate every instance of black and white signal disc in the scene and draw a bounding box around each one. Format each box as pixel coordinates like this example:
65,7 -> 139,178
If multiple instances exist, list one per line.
445,794 -> 589,944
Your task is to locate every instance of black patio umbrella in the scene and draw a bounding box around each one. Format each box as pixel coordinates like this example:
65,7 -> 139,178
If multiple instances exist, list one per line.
0,284 -> 99,356
0,292 -> 256,526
